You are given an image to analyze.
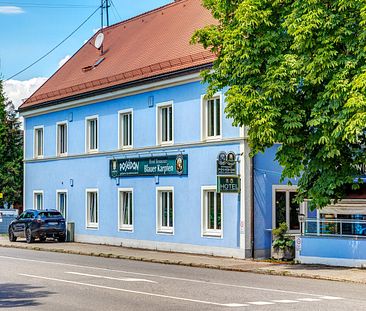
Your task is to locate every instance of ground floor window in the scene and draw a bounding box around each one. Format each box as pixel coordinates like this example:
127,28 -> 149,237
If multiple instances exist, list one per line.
202,186 -> 223,237
33,191 -> 43,210
86,189 -> 98,229
56,191 -> 67,219
273,186 -> 302,233
118,189 -> 133,231
156,187 -> 174,234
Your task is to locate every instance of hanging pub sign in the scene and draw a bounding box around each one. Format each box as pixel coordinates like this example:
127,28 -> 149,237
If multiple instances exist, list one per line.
217,151 -> 237,175
110,154 -> 188,177
217,176 -> 240,193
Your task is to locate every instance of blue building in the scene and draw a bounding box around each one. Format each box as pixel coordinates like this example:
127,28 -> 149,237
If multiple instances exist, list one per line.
19,0 -> 307,259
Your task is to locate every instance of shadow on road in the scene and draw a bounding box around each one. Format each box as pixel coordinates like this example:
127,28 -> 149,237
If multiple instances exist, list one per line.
0,283 -> 53,308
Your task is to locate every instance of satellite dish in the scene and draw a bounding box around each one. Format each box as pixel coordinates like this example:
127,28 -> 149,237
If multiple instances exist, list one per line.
94,33 -> 104,50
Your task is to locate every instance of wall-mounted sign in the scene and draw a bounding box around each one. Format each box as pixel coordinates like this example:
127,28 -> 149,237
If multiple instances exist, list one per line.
217,151 -> 237,175
217,176 -> 240,193
110,154 -> 188,177
0,193 -> 3,199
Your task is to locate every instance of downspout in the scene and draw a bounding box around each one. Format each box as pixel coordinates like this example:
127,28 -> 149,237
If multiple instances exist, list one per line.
250,156 -> 255,259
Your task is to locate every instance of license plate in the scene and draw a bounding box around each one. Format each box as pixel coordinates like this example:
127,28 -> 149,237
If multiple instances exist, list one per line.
48,222 -> 58,225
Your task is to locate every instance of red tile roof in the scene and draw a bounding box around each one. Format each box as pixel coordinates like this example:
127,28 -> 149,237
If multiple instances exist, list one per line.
20,0 -> 216,111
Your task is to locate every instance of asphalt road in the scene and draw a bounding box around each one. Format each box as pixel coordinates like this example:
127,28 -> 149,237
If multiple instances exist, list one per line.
0,248 -> 365,310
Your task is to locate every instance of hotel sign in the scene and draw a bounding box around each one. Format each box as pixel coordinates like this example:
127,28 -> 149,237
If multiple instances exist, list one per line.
217,176 -> 240,193
110,155 -> 188,177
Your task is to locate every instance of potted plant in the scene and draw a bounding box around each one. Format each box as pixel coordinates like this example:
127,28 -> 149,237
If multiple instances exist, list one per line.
272,222 -> 295,260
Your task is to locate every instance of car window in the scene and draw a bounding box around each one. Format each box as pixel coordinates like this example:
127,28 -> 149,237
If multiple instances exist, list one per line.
24,212 -> 34,219
18,212 -> 25,219
39,211 -> 62,218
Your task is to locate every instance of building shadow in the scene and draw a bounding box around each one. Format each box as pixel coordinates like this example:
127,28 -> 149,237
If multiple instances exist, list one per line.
0,283 -> 53,308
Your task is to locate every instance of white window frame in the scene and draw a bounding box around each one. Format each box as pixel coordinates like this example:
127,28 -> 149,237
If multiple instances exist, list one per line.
56,189 -> 68,219
201,186 -> 223,238
118,188 -> 134,232
156,186 -> 174,234
85,188 -> 99,229
200,93 -> 223,141
85,115 -> 99,153
33,190 -> 44,210
33,126 -> 44,159
272,185 -> 305,234
156,101 -> 174,146
56,121 -> 68,156
118,109 -> 133,150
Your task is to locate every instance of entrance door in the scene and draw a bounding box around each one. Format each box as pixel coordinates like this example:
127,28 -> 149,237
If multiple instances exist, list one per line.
57,191 -> 67,220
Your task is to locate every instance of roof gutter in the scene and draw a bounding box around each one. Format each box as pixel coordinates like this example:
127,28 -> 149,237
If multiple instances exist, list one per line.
19,63 -> 212,115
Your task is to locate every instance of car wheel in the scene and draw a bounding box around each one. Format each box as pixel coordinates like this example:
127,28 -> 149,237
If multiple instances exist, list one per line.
58,236 -> 66,243
8,228 -> 17,242
39,236 -> 46,242
25,228 -> 34,244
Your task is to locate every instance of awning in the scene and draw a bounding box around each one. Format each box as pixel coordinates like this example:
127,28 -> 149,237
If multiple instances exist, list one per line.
321,199 -> 366,215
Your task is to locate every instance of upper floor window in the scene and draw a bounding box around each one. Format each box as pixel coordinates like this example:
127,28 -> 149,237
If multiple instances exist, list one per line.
201,95 -> 221,140
86,116 -> 98,152
157,102 -> 173,145
273,186 -> 303,233
56,122 -> 68,156
34,126 -> 44,158
118,109 -> 133,149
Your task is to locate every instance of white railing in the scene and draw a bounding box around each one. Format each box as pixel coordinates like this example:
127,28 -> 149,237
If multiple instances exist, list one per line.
301,218 -> 366,238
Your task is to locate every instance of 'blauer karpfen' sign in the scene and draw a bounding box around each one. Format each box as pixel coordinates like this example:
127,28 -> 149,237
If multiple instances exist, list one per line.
110,155 -> 188,177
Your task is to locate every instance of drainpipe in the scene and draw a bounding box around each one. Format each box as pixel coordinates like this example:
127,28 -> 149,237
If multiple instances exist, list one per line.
250,157 -> 255,259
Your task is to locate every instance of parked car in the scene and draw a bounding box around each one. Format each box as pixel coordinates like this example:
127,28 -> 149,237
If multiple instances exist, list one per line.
8,209 -> 66,243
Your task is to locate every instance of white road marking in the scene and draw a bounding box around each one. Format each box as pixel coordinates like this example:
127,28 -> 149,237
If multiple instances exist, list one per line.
19,273 -> 247,308
273,299 -> 299,304
297,298 -> 322,302
0,254 -> 343,300
248,301 -> 275,305
66,271 -> 157,283
320,296 -> 344,300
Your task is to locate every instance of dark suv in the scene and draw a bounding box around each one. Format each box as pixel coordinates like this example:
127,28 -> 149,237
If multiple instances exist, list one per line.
8,209 -> 66,243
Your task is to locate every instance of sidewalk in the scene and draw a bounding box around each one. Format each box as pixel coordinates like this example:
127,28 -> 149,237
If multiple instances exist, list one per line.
1,235 -> 366,284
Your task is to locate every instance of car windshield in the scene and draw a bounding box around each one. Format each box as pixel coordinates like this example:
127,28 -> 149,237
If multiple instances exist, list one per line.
38,211 -> 62,218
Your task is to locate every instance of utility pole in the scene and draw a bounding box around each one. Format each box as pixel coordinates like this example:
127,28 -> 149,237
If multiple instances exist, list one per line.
101,0 -> 111,29
106,0 -> 110,27
101,0 -> 104,30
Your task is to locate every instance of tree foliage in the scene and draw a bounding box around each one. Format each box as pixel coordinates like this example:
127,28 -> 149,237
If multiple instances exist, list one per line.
193,0 -> 366,208
0,80 -> 23,207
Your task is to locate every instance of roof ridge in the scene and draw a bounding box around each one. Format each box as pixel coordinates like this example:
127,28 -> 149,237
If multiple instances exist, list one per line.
102,0 -> 190,32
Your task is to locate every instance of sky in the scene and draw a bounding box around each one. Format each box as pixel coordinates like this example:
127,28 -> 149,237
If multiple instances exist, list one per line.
0,0 -> 172,108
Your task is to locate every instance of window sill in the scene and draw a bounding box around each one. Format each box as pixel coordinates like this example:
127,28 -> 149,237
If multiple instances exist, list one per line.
57,153 -> 68,157
202,136 -> 222,142
203,231 -> 222,238
33,155 -> 44,160
119,226 -> 133,232
157,141 -> 174,147
86,225 -> 99,230
86,149 -> 99,154
157,229 -> 174,235
119,146 -> 133,151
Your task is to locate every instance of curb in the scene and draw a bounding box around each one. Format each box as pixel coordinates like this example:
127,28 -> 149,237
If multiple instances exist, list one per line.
0,242 -> 362,285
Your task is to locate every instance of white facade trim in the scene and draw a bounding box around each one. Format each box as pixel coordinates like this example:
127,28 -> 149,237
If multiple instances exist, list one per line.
118,108 -> 133,150
55,120 -> 68,157
117,187 -> 134,232
156,186 -> 174,235
85,188 -> 99,230
75,234 -> 245,259
156,101 -> 174,146
20,73 -> 202,118
85,115 -> 99,153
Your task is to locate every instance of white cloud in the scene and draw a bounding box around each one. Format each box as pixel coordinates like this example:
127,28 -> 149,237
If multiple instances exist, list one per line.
58,55 -> 71,68
3,77 -> 48,110
0,6 -> 24,14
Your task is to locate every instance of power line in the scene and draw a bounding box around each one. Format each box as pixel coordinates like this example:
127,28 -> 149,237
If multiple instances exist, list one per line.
5,4 -> 102,81
110,0 -> 121,21
0,2 -> 95,8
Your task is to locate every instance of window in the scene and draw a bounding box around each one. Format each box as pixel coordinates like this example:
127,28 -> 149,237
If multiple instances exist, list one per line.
86,116 -> 98,152
118,110 -> 133,149
157,102 -> 173,145
156,187 -> 174,234
273,186 -> 302,233
56,122 -> 68,156
34,126 -> 44,158
56,191 -> 67,219
86,189 -> 98,228
33,191 -> 43,210
202,187 -> 223,237
118,189 -> 133,231
201,95 -> 221,140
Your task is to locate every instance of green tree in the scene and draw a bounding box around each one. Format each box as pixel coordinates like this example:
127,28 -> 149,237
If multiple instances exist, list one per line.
193,0 -> 366,208
0,80 -> 23,207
